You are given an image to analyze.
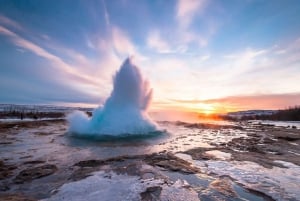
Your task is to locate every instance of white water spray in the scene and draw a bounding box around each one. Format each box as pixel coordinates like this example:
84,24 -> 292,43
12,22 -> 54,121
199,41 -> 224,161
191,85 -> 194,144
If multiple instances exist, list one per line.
68,57 -> 158,136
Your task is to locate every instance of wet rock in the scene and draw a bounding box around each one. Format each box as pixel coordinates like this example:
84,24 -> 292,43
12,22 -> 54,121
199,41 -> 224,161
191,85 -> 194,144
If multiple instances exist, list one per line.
23,160 -> 45,165
71,156 -> 142,181
0,141 -> 13,145
74,160 -> 104,167
184,137 -> 292,168
69,167 -> 95,181
144,153 -> 199,174
34,132 -> 51,136
0,160 -> 16,180
199,153 -> 215,160
113,162 -> 141,176
14,164 -> 57,184
277,136 -> 300,141
0,193 -> 37,201
141,172 -> 155,179
263,137 -> 275,144
175,121 -> 244,130
184,147 -> 214,160
140,186 -> 162,201
73,155 -> 133,168
209,178 -> 237,197
20,156 -> 32,159
0,181 -> 10,191
245,188 -> 276,201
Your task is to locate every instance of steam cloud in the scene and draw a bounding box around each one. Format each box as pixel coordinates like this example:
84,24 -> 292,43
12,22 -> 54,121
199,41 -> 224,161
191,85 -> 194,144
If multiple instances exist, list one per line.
68,57 -> 158,136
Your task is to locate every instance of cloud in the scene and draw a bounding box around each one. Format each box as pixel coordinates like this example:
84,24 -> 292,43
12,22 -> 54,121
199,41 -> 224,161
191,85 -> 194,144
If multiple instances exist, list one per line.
0,74 -> 101,105
272,37 -> 300,65
142,57 -> 202,102
0,25 -> 16,36
204,93 -> 300,110
168,93 -> 300,111
142,36 -> 300,111
111,27 -> 136,55
147,31 -> 171,53
0,14 -> 23,30
221,48 -> 268,77
136,0 -> 210,57
146,30 -> 206,54
176,0 -> 207,28
101,0 -> 110,26
0,14 -> 146,105
0,25 -> 98,87
87,25 -> 145,59
110,26 -> 147,61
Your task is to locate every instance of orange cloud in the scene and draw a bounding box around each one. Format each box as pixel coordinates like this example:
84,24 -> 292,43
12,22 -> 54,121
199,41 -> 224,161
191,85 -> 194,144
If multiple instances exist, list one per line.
203,93 -> 300,111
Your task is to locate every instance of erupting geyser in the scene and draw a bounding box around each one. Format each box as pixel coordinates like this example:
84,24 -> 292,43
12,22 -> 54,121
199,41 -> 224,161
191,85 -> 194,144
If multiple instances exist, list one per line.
68,57 -> 158,136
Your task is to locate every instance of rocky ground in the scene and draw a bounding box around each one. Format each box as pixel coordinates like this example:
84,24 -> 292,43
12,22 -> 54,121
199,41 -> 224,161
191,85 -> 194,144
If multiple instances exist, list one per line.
184,122 -> 300,168
0,119 -> 299,200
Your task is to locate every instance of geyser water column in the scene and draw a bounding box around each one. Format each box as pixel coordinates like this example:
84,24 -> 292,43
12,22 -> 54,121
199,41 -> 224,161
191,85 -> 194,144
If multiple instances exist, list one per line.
68,57 -> 158,136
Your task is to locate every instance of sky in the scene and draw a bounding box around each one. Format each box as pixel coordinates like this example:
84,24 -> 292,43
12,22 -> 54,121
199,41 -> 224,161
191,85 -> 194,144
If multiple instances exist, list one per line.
0,0 -> 300,113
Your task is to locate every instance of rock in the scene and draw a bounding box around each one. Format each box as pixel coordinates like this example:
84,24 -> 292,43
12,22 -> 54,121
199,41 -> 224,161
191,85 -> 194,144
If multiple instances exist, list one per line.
141,172 -> 155,179
140,186 -> 162,201
69,167 -> 95,181
14,164 -> 57,184
144,153 -> 199,174
23,160 -> 45,165
0,183 -> 10,191
0,194 -> 36,201
277,136 -> 300,141
0,160 -> 16,180
209,178 -> 237,197
73,160 -> 104,167
175,121 -> 244,130
71,156 -> 141,181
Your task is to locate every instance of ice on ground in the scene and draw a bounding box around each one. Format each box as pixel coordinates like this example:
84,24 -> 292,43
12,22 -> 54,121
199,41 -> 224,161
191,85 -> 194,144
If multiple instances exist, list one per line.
43,171 -> 199,201
251,120 -> 300,129
194,159 -> 300,200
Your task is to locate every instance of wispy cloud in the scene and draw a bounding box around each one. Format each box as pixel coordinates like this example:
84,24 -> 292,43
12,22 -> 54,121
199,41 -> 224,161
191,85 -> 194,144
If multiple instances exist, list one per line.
101,0 -> 110,26
111,26 -> 136,56
176,0 -> 207,28
167,92 -> 300,112
111,26 -> 147,61
0,25 -> 16,36
173,0 -> 210,50
222,48 -> 268,77
141,36 -> 300,112
202,93 -> 300,110
147,31 -> 171,53
0,25 -> 98,87
0,14 -> 23,30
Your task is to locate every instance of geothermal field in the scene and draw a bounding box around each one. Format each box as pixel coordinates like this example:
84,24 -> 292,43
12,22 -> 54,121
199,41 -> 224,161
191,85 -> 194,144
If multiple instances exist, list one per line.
1,59 -> 300,201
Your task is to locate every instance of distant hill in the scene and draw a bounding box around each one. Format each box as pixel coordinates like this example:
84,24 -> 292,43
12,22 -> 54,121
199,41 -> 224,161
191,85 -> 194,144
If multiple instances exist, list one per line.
227,110 -> 276,117
269,106 -> 300,121
0,104 -> 94,120
222,106 -> 300,121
